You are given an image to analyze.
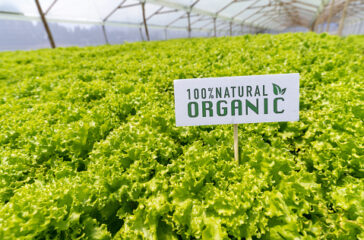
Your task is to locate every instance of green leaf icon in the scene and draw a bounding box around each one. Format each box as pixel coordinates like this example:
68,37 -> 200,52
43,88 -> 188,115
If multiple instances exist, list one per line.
272,83 -> 281,95
272,84 -> 286,95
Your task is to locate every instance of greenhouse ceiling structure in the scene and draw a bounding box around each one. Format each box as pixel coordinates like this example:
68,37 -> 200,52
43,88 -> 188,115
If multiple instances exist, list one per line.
0,0 -> 363,47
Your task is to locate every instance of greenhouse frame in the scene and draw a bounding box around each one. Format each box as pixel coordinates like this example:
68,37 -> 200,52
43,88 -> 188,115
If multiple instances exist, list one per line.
0,0 -> 363,49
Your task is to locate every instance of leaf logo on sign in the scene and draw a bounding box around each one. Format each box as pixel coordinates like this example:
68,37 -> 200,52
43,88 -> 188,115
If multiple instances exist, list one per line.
272,83 -> 286,95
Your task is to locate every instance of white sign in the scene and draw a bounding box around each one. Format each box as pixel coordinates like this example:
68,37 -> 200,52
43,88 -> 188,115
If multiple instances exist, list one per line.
174,73 -> 299,126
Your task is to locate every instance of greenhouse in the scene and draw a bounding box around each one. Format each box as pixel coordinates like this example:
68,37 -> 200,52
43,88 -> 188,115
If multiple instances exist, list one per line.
0,0 -> 363,49
0,0 -> 363,239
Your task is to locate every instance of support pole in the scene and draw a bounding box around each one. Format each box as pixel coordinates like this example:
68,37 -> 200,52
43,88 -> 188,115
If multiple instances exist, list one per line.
229,21 -> 232,36
164,28 -> 168,40
234,124 -> 239,162
102,24 -> 109,45
45,0 -> 58,15
213,17 -> 217,37
187,12 -> 191,38
141,2 -> 150,41
311,18 -> 318,32
319,22 -> 324,33
34,0 -> 55,48
326,0 -> 335,32
337,0 -> 350,36
139,27 -> 145,41
355,22 -> 360,34
319,21 -> 324,33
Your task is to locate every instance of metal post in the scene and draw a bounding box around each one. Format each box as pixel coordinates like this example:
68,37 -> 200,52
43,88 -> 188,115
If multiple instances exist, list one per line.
141,2 -> 150,41
326,0 -> 335,32
319,21 -> 324,33
311,18 -> 318,32
319,17 -> 324,33
187,12 -> 191,38
315,16 -> 321,33
102,24 -> 109,45
356,21 -> 362,35
139,27 -> 145,41
229,21 -> 232,36
34,0 -> 55,48
213,17 -> 217,37
337,0 -> 350,36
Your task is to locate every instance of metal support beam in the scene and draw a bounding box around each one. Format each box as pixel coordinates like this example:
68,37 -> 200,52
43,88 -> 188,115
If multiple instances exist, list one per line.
338,0 -> 351,35
102,0 -> 128,46
139,27 -> 145,41
166,14 -> 185,29
102,24 -> 109,44
34,0 -> 56,48
254,14 -> 280,28
191,16 -> 209,26
294,6 -> 317,15
312,14 -> 321,32
310,0 -> 331,31
146,6 -> 164,20
45,0 -> 58,15
141,2 -> 150,41
121,3 -> 142,9
157,9 -> 179,15
216,0 -> 236,14
319,22 -> 324,33
355,21 -> 360,34
190,0 -> 200,9
229,21 -> 232,36
326,0 -> 335,32
146,0 -> 277,31
238,1 -> 269,27
103,0 -> 128,22
276,0 -> 302,27
187,11 -> 191,38
213,17 -> 217,37
233,0 -> 260,19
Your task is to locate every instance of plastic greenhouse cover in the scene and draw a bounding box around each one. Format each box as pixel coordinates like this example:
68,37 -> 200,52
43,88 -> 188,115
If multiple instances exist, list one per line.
0,0 -> 330,32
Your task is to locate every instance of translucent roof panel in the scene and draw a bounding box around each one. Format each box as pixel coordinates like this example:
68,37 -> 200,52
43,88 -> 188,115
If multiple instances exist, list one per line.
168,0 -> 196,6
0,0 -> 38,16
193,18 -> 213,30
46,0 -> 101,22
194,0 -> 231,14
219,1 -> 263,17
2,0 -> 363,36
169,15 -> 188,28
147,7 -> 184,26
108,2 -> 143,24
92,0 -> 129,21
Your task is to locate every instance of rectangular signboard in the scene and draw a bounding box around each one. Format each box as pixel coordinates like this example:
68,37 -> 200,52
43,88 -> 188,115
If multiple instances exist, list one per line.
174,73 -> 299,126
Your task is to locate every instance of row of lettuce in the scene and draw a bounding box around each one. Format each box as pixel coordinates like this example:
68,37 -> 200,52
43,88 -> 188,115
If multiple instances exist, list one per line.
0,33 -> 363,239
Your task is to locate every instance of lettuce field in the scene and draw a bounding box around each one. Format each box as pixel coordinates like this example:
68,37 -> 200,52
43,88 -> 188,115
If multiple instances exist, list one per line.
0,33 -> 363,239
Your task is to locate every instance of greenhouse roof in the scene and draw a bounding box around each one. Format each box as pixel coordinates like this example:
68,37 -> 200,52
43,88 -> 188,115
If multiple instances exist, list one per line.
0,0 -> 363,35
